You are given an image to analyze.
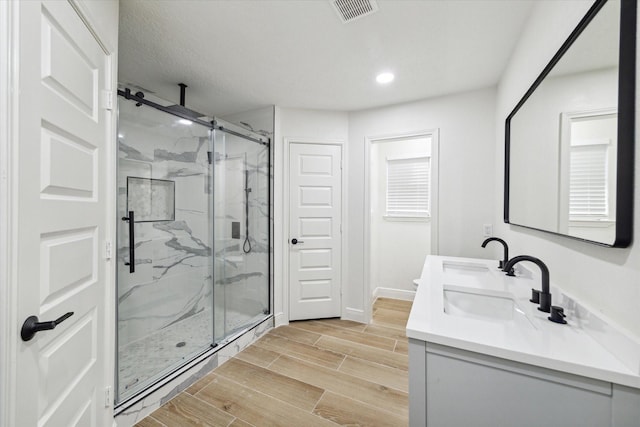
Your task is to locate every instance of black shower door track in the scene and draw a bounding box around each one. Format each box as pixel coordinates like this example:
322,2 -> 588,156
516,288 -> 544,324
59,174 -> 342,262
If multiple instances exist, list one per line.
117,88 -> 269,146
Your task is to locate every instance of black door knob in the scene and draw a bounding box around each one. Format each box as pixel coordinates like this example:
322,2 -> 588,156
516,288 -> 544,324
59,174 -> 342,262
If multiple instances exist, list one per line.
291,238 -> 305,245
21,312 -> 74,341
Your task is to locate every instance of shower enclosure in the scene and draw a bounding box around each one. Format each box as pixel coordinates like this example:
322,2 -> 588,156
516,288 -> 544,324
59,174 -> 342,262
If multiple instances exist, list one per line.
115,91 -> 270,405
213,129 -> 270,341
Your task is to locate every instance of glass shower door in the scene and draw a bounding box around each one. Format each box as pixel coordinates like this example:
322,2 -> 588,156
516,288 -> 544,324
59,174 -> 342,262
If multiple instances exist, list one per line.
116,99 -> 214,403
213,129 -> 270,341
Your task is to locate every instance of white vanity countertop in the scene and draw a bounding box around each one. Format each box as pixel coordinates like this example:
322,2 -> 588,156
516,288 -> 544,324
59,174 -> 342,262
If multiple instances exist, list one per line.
406,255 -> 640,388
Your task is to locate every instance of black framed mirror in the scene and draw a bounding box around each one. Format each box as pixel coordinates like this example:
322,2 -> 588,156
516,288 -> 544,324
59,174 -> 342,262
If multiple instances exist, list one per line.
505,0 -> 635,247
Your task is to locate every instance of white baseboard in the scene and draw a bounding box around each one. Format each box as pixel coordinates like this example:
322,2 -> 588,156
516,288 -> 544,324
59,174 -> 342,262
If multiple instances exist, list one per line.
373,287 -> 416,301
274,312 -> 288,327
342,307 -> 365,323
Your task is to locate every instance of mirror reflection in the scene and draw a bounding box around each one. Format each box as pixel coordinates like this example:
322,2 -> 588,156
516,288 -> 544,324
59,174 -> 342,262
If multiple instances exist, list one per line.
507,0 -> 628,246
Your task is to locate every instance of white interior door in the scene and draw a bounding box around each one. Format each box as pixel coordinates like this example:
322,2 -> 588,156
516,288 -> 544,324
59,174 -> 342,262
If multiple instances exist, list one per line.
13,1 -> 113,425
289,143 -> 342,321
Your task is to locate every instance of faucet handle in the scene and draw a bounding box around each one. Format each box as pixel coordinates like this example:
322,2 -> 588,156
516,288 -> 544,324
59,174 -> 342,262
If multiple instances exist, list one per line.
548,306 -> 567,324
538,292 -> 552,313
529,289 -> 540,304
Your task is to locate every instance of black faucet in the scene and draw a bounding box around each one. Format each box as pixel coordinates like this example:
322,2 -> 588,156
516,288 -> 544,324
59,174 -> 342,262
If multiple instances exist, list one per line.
481,237 -> 509,270
503,255 -> 552,313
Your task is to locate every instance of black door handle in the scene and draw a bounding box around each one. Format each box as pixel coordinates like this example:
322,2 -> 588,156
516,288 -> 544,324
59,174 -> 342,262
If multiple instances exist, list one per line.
21,312 -> 74,341
291,238 -> 305,245
122,211 -> 135,273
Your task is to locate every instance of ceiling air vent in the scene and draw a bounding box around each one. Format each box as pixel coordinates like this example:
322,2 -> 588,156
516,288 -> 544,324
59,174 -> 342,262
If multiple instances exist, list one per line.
330,0 -> 379,24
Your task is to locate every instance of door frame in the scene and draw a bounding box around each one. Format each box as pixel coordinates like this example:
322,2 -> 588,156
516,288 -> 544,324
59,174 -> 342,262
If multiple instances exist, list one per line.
0,1 -> 119,425
363,129 -> 440,322
0,1 -> 18,425
282,138 -> 348,323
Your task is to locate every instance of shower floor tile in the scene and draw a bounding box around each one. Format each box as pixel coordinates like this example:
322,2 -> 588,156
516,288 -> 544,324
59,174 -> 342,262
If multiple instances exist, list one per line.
118,308 -> 264,399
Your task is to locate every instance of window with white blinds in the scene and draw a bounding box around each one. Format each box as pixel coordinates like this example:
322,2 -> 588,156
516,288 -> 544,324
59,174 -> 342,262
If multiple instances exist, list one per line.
569,142 -> 608,219
386,156 -> 430,217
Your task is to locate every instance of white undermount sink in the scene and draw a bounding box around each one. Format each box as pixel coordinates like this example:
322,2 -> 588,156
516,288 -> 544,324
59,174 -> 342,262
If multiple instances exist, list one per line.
442,261 -> 490,276
442,260 -> 492,288
443,285 -> 534,328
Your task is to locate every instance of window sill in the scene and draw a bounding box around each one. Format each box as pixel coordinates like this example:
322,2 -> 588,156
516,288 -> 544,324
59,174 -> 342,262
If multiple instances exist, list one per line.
569,219 -> 615,228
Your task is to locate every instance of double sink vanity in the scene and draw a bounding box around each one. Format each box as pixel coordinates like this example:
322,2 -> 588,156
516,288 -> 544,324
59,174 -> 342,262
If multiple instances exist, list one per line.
406,254 -> 640,426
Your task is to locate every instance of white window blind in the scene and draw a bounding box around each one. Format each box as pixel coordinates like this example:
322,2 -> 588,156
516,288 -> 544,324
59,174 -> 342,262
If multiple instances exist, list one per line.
386,156 -> 430,217
569,143 -> 608,218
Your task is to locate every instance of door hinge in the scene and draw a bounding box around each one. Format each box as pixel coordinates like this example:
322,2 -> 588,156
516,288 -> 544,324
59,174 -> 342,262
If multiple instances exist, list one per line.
101,90 -> 114,111
104,241 -> 112,260
104,386 -> 112,407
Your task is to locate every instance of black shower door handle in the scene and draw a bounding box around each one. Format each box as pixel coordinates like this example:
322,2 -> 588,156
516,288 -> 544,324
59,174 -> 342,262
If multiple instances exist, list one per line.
122,211 -> 135,273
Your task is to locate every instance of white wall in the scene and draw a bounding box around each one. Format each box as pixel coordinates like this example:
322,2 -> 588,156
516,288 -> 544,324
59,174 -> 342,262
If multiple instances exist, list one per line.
222,106 -> 275,137
347,88 -> 497,318
495,0 -> 640,338
370,138 -> 431,296
273,107 -> 349,325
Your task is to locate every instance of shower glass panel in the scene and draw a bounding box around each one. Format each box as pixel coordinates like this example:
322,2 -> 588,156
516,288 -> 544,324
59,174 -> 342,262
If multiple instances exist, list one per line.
213,129 -> 270,341
116,99 -> 213,403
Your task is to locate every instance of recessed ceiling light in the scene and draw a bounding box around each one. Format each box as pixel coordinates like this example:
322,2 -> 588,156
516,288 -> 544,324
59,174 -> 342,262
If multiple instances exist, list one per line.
178,118 -> 193,125
376,72 -> 394,84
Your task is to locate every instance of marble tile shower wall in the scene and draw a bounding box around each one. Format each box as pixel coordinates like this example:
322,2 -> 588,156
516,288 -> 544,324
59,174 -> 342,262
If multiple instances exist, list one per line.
117,123 -> 213,347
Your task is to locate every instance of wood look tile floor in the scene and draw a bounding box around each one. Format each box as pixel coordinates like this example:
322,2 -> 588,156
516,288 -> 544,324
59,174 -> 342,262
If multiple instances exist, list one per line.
136,298 -> 412,427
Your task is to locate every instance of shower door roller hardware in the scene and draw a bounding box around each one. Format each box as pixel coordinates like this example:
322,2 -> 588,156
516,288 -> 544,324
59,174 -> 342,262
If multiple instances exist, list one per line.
291,238 -> 304,245
21,312 -> 74,341
121,211 -> 136,273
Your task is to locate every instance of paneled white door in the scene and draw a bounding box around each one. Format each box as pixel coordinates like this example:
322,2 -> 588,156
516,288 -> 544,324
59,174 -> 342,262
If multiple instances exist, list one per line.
289,143 -> 342,320
13,1 -> 113,425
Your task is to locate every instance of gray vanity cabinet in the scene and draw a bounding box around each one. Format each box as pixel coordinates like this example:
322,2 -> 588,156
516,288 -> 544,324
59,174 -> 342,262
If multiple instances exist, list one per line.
409,339 -> 640,427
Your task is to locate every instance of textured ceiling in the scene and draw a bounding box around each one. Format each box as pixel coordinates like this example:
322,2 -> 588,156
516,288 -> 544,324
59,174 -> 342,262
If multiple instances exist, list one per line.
119,0 -> 535,117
